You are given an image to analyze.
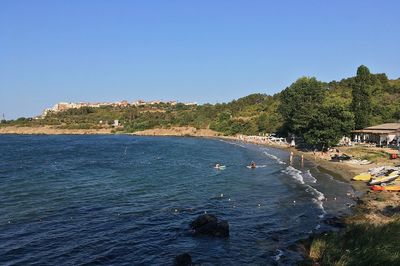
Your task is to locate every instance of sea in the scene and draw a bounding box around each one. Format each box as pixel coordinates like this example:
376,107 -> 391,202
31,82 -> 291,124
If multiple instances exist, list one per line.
0,135 -> 356,265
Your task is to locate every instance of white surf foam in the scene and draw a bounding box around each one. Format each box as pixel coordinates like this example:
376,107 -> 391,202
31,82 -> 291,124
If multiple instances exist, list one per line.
282,166 -> 304,184
273,249 -> 284,261
306,186 -> 325,201
283,166 -> 327,218
303,169 -> 317,183
307,185 -> 326,218
263,151 -> 286,165
219,139 -> 246,148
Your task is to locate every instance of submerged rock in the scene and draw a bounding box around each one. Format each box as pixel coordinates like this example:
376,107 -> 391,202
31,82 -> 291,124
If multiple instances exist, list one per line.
190,214 -> 229,237
174,253 -> 192,266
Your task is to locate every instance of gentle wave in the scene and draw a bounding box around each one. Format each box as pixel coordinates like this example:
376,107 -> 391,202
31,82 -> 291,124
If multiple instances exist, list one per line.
282,166 -> 304,184
282,166 -> 326,218
303,170 -> 317,183
218,139 -> 246,148
263,151 -> 286,165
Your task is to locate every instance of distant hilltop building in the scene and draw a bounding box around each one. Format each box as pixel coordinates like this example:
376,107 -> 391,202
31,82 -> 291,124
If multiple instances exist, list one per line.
41,99 -> 196,117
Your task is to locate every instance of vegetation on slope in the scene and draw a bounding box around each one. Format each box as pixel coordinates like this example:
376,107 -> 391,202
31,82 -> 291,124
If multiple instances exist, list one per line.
302,193 -> 400,266
3,66 -> 400,148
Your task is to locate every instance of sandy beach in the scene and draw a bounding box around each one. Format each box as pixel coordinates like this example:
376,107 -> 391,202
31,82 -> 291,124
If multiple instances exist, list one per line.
0,126 -> 113,135
131,126 -> 220,137
0,125 -> 222,137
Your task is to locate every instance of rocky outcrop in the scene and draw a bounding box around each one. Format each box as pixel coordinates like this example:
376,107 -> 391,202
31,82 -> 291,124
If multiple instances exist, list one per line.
190,214 -> 229,237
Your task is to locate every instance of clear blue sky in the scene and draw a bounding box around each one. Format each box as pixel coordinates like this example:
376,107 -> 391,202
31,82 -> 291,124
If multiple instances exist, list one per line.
1,0 -> 399,119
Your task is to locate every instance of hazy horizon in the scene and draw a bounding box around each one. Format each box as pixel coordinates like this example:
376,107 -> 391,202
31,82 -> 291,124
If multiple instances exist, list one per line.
1,0 -> 399,119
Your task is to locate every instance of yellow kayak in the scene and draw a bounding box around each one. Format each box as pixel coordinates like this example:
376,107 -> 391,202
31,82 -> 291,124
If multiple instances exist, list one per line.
352,173 -> 371,181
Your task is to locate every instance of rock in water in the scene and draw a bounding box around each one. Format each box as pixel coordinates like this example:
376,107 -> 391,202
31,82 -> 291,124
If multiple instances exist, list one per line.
190,214 -> 229,237
174,253 -> 192,266
190,214 -> 217,228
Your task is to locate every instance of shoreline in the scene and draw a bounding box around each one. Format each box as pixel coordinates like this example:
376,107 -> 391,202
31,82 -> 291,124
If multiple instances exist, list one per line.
215,138 -> 400,264
2,128 -> 398,263
0,126 -> 114,135
0,126 -> 221,137
0,126 -> 374,195
221,136 -> 369,192
0,126 -> 367,190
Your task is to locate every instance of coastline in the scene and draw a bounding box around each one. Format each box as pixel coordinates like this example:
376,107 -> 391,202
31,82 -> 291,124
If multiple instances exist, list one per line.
216,137 -> 400,264
0,125 -> 221,137
221,136 -> 369,192
0,126 -> 113,135
0,125 -> 376,197
0,125 -> 368,190
0,125 -> 365,199
0,131 -> 356,265
2,128 -> 398,263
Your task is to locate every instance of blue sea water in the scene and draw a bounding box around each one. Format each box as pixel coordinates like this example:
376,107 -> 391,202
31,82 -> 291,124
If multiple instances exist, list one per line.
0,135 -> 355,265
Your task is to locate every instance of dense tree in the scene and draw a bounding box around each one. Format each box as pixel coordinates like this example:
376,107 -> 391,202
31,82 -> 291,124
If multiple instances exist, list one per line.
278,77 -> 326,136
257,113 -> 268,132
303,105 -> 354,148
351,65 -> 374,129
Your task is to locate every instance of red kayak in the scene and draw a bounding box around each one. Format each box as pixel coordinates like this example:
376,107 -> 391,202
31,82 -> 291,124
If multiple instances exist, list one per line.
370,185 -> 400,192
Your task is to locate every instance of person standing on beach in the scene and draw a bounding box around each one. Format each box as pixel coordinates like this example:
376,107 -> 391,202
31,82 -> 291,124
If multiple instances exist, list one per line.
301,154 -> 304,167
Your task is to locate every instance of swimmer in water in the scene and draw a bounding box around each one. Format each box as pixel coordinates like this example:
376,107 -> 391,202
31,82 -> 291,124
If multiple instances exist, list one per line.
250,161 -> 256,168
215,163 -> 226,170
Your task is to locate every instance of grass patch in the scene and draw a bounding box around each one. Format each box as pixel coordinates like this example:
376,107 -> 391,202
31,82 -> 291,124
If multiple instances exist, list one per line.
306,219 -> 400,266
345,147 -> 389,163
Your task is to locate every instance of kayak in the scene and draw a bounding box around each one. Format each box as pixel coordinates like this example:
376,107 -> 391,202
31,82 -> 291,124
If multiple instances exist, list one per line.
368,173 -> 399,185
352,173 -> 371,181
369,166 -> 397,176
370,185 -> 400,192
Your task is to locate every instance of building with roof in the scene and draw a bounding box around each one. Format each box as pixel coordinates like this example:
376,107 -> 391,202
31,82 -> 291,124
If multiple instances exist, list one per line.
352,123 -> 400,146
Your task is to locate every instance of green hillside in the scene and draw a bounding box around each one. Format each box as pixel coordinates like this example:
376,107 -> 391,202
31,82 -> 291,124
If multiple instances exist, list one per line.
3,65 -> 400,148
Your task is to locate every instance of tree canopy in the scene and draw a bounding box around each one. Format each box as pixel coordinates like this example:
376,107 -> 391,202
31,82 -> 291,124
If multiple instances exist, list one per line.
4,65 -> 399,148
